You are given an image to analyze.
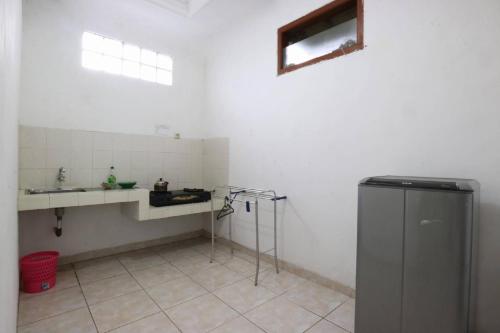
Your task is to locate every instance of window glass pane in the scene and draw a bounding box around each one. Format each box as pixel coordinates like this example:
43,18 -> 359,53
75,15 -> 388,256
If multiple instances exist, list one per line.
82,32 -> 103,53
102,38 -> 122,58
141,49 -> 157,66
156,69 -> 172,86
102,55 -> 122,75
122,60 -> 140,78
82,50 -> 103,71
284,19 -> 357,67
81,31 -> 173,86
123,44 -> 140,62
157,54 -> 173,70
141,65 -> 156,82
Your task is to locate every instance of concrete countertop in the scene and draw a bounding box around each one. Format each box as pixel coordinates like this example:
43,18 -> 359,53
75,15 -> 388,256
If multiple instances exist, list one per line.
18,188 -> 223,221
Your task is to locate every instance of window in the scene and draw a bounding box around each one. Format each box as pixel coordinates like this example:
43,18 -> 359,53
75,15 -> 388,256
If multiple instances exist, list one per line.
81,32 -> 173,86
277,0 -> 364,75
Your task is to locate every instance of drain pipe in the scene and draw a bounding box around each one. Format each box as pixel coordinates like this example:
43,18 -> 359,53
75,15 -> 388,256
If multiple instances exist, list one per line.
54,208 -> 65,237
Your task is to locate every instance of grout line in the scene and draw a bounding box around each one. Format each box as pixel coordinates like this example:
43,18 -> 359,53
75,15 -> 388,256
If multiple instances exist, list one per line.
16,304 -> 90,329
71,264 -> 100,333
122,259 -> 185,333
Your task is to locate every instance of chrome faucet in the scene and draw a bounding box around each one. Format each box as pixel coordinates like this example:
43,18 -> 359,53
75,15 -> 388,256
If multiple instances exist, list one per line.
57,167 -> 66,188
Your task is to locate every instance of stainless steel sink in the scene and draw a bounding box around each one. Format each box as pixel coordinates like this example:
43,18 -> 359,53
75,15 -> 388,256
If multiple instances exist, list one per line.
26,188 -> 87,195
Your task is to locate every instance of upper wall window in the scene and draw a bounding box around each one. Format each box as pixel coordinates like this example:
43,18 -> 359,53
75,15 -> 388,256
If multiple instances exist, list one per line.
277,0 -> 364,75
81,32 -> 173,86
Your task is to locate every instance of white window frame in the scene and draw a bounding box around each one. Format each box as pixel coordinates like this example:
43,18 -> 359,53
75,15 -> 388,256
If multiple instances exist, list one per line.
81,31 -> 173,86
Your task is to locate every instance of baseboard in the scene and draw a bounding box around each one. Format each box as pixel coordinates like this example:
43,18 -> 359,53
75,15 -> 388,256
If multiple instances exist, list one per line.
202,230 -> 355,298
59,230 -> 205,265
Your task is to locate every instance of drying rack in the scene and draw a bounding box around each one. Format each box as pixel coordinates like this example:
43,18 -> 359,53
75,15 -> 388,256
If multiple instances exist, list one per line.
210,185 -> 287,286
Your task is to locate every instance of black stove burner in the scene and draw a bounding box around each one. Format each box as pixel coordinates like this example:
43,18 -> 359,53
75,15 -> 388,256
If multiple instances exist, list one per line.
149,189 -> 211,207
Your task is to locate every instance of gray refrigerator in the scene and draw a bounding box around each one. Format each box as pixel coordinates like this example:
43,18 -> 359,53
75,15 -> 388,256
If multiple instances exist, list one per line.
355,176 -> 479,333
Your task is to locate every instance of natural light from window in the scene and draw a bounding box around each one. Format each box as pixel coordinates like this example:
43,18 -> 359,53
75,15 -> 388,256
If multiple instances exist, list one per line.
81,32 -> 173,86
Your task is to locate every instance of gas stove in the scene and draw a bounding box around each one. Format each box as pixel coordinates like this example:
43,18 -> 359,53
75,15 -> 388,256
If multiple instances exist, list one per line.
149,188 -> 211,207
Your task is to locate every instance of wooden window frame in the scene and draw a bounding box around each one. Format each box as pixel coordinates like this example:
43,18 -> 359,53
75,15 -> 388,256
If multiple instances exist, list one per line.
277,0 -> 364,75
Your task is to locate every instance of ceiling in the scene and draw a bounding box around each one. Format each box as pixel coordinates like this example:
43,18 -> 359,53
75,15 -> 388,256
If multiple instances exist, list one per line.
144,0 -> 213,17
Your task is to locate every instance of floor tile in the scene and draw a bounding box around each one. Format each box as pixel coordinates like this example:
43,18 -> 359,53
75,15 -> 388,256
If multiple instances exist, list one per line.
213,279 -> 276,313
325,298 -> 355,333
130,263 -> 184,288
81,273 -> 141,305
109,313 -> 179,333
146,276 -> 208,310
57,264 -> 75,272
166,294 -> 239,333
168,254 -> 214,275
89,290 -> 160,333
75,258 -> 128,284
157,247 -> 200,262
18,307 -> 96,333
18,287 -> 87,326
245,296 -> 320,333
233,251 -> 275,271
118,250 -> 166,271
209,316 -> 264,333
306,320 -> 349,333
257,270 -> 306,294
224,257 -> 259,276
285,282 -> 349,316
206,250 -> 234,264
190,264 -> 245,291
192,243 -> 231,256
20,269 -> 79,300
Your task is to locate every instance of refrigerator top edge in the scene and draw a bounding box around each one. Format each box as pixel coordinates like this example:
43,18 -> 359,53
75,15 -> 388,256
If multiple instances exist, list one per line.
359,176 -> 480,192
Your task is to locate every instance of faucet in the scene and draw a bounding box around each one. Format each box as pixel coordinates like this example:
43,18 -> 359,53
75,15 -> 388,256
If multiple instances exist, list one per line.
56,167 -> 66,189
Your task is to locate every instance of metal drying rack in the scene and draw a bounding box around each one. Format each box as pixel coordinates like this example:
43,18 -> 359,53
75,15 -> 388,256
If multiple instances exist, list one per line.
210,186 -> 287,286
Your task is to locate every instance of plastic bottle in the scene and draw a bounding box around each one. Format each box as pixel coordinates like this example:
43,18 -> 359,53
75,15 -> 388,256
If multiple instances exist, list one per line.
107,166 -> 117,188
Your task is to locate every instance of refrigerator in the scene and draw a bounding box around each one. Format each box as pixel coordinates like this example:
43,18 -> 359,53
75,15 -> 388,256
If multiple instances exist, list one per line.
355,176 -> 479,333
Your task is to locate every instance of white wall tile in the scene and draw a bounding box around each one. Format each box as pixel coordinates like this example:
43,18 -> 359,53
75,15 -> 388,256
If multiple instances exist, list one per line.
71,130 -> 93,150
46,148 -> 71,169
112,133 -> 132,151
17,126 -> 208,192
112,150 -> 131,170
93,132 -> 114,150
71,169 -> 92,188
114,167 -> 131,182
93,150 -> 113,169
130,168 -> 149,188
19,169 -> 46,189
46,128 -> 72,149
148,152 -> 162,170
149,137 -> 164,153
20,148 -> 46,169
131,135 -> 151,151
71,149 -> 93,169
92,169 -> 109,187
19,126 -> 46,148
131,151 -> 149,169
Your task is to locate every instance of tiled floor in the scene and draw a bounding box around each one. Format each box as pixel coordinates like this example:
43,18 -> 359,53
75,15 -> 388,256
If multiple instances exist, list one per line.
17,239 -> 355,333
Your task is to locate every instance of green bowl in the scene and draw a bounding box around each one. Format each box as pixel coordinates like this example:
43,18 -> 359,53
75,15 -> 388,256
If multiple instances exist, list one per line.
118,182 -> 137,189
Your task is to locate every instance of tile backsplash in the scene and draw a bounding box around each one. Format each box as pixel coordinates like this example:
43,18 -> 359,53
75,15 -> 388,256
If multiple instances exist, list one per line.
18,126 -> 228,191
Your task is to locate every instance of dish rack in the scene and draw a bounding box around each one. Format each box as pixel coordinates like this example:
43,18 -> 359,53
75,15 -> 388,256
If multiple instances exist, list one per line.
210,186 -> 287,286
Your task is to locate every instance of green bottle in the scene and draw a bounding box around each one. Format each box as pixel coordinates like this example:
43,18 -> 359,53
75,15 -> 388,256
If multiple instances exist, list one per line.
107,166 -> 117,188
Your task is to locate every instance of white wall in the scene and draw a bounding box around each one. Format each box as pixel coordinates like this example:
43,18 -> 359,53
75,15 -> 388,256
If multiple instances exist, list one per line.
20,0 -> 205,137
203,0 -> 500,332
0,0 -> 22,331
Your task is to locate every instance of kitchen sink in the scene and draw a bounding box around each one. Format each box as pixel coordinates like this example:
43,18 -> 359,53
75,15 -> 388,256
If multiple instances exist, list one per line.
26,188 -> 87,195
